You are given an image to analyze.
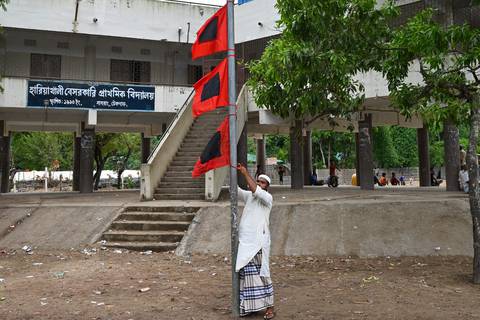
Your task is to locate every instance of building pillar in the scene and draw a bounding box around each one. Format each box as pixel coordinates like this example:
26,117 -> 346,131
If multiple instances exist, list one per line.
237,126 -> 248,189
256,136 -> 266,174
355,133 -> 361,186
303,130 -> 312,185
417,126 -> 431,187
0,121 -> 10,193
358,114 -> 374,190
72,133 -> 81,191
141,133 -> 151,164
290,120 -> 304,189
84,45 -> 96,80
79,124 -> 95,193
444,120 -> 460,191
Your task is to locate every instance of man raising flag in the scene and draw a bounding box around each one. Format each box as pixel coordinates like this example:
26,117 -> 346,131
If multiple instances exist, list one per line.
236,164 -> 275,319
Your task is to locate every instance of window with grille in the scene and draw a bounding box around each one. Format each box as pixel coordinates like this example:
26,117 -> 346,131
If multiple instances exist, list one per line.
30,54 -> 61,78
187,65 -> 203,85
110,59 -> 151,83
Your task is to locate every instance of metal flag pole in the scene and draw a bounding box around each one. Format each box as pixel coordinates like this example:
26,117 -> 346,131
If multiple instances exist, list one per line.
226,0 -> 240,317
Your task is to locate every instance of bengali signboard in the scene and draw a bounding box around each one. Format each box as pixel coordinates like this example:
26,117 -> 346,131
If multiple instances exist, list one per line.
27,80 -> 155,111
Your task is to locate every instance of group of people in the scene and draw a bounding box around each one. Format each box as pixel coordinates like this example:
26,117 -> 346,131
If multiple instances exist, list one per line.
374,172 -> 405,186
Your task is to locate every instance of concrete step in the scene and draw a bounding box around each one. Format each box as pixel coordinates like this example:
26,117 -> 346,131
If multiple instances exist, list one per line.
154,193 -> 204,200
162,176 -> 203,183
172,156 -> 199,162
158,181 -> 203,188
111,220 -> 191,231
182,142 -> 211,148
170,160 -> 197,166
155,187 -> 203,194
103,230 -> 185,243
167,165 -> 194,172
123,206 -> 199,213
164,171 -> 195,178
119,211 -> 195,221
103,241 -> 178,252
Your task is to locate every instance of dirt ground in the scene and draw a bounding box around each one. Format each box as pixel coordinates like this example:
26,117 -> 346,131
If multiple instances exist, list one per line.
0,248 -> 479,320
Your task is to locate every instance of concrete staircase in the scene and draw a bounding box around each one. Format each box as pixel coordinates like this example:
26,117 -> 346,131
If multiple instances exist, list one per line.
154,108 -> 228,201
102,206 -> 199,252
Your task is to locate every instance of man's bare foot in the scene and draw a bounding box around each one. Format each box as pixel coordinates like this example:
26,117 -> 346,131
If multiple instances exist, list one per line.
264,307 -> 275,319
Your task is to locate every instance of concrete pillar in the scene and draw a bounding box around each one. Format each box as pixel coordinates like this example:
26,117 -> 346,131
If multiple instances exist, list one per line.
355,133 -> 361,186
141,133 -> 151,164
79,124 -> 95,193
237,126 -> 248,189
256,136 -> 266,174
443,120 -> 460,191
290,120 -> 304,189
303,130 -> 312,185
84,45 -> 96,80
72,133 -> 81,191
358,114 -> 374,190
417,126 -> 431,187
0,121 -> 10,193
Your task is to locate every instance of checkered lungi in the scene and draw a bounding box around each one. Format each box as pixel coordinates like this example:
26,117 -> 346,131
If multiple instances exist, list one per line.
239,250 -> 274,316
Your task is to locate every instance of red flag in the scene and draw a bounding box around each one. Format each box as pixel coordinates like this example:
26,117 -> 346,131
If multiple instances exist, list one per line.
191,5 -> 228,60
192,58 -> 229,118
192,117 -> 230,178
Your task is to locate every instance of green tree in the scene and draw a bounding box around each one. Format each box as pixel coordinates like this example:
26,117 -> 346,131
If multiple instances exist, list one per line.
247,0 -> 396,188
382,7 -> 480,283
11,132 -> 73,171
373,127 -> 400,168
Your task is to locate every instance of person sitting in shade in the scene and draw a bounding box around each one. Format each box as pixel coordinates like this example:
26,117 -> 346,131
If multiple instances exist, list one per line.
235,164 -> 275,319
459,165 -> 469,193
390,172 -> 400,186
378,172 -> 388,186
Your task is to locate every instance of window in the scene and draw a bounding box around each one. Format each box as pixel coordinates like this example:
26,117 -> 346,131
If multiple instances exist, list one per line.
110,59 -> 151,83
188,65 -> 203,85
30,54 -> 61,78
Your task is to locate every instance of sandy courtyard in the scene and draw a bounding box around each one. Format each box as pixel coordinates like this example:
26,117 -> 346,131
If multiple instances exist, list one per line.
0,248 -> 479,320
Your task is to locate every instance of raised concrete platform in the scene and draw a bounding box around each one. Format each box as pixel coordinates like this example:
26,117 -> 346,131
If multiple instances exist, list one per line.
0,187 -> 473,258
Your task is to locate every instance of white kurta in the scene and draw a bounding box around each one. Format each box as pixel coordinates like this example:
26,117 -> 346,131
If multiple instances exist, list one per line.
235,186 -> 273,277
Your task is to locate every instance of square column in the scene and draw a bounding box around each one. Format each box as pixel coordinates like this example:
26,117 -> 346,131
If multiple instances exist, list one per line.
417,126 -> 431,187
141,133 -> 151,164
73,133 -> 81,191
0,121 -> 10,193
303,130 -> 312,185
256,136 -> 266,174
79,124 -> 95,193
358,114 -> 374,190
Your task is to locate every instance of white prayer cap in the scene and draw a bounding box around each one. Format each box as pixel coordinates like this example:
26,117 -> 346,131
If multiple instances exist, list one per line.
257,174 -> 271,185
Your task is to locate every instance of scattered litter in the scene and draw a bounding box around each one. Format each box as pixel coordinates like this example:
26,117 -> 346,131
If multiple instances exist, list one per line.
22,245 -> 32,253
281,196 -> 286,199
96,302 -> 105,306
211,273 -> 217,276
139,287 -> 150,293
32,262 -> 43,266
96,217 -> 103,221
0,278 -> 5,283
100,240 -> 107,245
362,276 -> 379,283
353,226 -> 358,230
93,290 -> 102,295
183,260 -> 192,264
179,281 -> 188,285
82,248 -> 97,256
9,225 -> 14,229
434,247 -> 441,251
40,302 -> 48,306
0,297 -> 5,301
100,246 -> 108,251
53,272 -> 65,279
25,276 -> 34,279
223,257 -> 228,262
197,269 -> 205,272
40,298 -> 47,301
90,301 -> 97,304
113,249 -> 123,254
140,250 -> 153,255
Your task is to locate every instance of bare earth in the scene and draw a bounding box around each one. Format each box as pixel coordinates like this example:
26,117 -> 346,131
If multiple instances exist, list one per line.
0,248 -> 479,320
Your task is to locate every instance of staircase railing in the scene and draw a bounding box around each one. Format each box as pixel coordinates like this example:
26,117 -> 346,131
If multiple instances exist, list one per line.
204,84 -> 249,201
140,90 -> 195,201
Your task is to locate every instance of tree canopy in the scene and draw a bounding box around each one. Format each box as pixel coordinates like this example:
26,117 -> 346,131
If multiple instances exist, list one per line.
247,0 -> 397,123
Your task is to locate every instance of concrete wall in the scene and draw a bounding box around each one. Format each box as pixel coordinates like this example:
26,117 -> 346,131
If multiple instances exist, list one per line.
0,0 -> 218,43
181,199 -> 473,257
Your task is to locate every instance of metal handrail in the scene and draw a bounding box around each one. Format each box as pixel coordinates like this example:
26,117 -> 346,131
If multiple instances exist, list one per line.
147,89 -> 195,162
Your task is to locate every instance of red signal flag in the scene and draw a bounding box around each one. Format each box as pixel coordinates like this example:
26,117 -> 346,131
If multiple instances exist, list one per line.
191,5 -> 228,60
192,117 -> 230,178
192,58 -> 229,118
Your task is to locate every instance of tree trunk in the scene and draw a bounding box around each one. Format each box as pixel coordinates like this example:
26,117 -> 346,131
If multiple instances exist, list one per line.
444,119 -> 461,191
467,97 -> 480,284
117,169 -> 124,189
289,120 -> 304,189
93,160 -> 105,191
327,138 -> 331,169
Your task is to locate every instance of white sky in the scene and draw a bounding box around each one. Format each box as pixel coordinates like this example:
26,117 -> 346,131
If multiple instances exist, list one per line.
176,0 -> 230,5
